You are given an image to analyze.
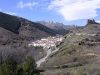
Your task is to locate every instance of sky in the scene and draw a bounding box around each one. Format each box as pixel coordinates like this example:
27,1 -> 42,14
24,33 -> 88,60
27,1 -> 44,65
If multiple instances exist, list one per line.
0,0 -> 100,26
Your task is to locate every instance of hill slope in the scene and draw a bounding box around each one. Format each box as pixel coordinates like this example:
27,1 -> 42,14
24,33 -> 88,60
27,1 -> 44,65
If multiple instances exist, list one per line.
0,12 -> 59,63
0,12 -> 59,38
41,20 -> 100,75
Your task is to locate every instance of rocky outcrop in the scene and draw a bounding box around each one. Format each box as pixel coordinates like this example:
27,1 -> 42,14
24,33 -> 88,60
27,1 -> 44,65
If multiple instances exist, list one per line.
87,19 -> 99,24
38,21 -> 71,35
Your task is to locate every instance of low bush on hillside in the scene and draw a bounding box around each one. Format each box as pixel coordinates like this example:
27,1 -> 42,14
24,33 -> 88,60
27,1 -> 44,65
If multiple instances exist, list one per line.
0,56 -> 40,75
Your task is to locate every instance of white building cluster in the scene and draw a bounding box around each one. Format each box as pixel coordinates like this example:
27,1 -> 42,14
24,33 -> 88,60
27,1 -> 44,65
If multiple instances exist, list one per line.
28,36 -> 63,48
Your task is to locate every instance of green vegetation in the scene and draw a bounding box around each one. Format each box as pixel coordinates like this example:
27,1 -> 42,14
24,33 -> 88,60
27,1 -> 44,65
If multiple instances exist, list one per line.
58,45 -> 78,56
0,57 -> 17,75
0,56 -> 40,75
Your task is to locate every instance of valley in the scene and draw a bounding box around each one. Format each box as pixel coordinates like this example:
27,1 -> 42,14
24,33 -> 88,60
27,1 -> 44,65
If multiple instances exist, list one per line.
28,35 -> 63,67
0,12 -> 100,75
1,0 -> 100,75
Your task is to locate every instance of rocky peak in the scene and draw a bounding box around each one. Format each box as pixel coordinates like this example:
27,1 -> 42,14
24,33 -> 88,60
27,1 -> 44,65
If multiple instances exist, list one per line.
87,19 -> 98,24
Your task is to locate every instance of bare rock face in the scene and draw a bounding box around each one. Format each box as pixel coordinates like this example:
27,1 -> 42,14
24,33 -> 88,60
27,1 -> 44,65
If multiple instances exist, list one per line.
37,21 -> 71,35
87,19 -> 98,24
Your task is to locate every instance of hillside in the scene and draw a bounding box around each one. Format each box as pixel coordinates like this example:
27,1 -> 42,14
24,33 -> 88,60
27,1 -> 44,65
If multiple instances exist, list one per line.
40,20 -> 100,75
0,12 -> 59,63
0,12 -> 59,38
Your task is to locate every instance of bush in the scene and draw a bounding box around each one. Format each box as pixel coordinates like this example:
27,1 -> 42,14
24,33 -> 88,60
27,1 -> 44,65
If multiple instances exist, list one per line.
21,56 -> 39,75
0,56 -> 40,75
0,57 -> 17,75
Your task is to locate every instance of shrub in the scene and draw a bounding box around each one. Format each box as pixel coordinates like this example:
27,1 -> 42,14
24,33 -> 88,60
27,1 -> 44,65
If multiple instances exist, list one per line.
21,56 -> 39,75
0,56 -> 40,75
0,57 -> 17,75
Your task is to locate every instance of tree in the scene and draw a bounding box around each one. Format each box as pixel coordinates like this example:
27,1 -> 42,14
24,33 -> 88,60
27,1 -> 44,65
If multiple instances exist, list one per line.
0,57 -> 17,75
21,56 -> 39,75
0,56 -> 40,75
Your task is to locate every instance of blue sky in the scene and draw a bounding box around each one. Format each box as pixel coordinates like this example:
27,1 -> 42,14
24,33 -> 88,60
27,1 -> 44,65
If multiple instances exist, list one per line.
0,0 -> 100,26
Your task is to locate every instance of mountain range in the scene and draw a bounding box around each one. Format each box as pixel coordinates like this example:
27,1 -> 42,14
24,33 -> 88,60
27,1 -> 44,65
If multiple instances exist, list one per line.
37,21 -> 77,35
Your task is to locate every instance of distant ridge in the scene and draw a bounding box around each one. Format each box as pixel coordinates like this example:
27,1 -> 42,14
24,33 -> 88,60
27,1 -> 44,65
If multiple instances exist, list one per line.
37,21 -> 76,35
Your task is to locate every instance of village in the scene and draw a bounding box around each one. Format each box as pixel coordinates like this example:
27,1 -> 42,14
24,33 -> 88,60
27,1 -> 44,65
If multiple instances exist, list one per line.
28,35 -> 63,48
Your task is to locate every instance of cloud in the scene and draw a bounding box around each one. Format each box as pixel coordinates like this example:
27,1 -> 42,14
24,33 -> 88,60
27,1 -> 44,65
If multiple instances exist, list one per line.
0,9 -> 16,15
7,12 -> 16,15
48,0 -> 100,21
4,12 -> 16,15
17,1 -> 38,9
96,20 -> 100,23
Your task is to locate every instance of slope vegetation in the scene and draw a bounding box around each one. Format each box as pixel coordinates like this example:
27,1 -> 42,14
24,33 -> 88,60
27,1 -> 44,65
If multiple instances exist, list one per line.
41,20 -> 100,75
